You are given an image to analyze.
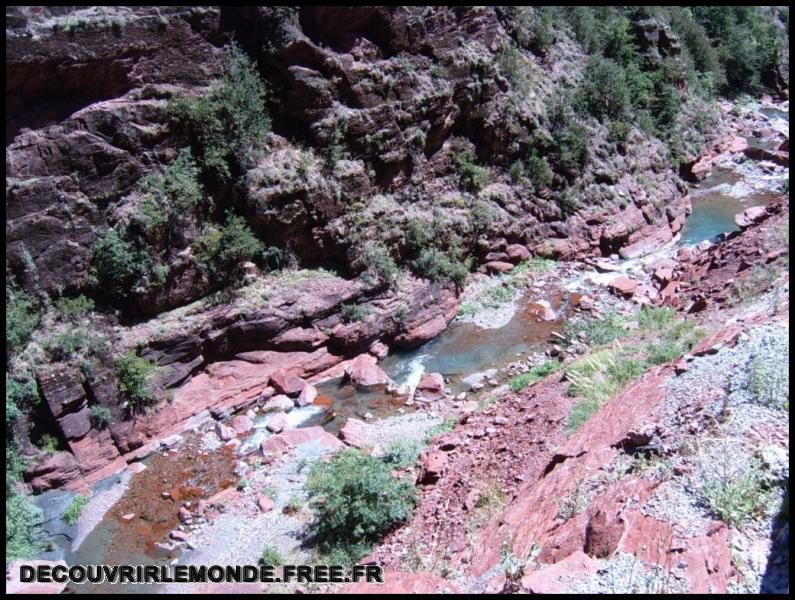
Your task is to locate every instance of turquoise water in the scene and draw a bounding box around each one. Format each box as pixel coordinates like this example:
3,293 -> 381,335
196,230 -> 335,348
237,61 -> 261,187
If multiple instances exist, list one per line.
680,169 -> 780,246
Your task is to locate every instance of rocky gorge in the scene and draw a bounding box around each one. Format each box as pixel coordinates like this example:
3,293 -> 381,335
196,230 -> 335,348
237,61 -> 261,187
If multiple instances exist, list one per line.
5,6 -> 790,596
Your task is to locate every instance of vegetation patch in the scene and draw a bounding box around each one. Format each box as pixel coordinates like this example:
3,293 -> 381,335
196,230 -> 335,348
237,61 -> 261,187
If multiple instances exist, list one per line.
305,449 -> 416,564
114,352 -> 157,409
62,494 -> 90,525
509,361 -> 560,392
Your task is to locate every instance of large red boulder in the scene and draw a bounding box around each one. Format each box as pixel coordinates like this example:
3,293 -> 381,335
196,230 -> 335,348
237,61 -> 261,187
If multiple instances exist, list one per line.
344,354 -> 388,389
608,276 -> 638,298
269,370 -> 306,396
414,372 -> 446,402
338,417 -> 369,449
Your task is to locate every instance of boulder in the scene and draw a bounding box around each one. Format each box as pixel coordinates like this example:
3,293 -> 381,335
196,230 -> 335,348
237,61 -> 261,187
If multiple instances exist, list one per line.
257,495 -> 274,512
414,372 -> 446,402
169,530 -> 188,542
344,354 -> 388,389
339,417 -> 369,448
608,276 -> 638,298
262,394 -> 295,412
229,415 -> 254,436
505,244 -> 531,263
734,205 -> 767,229
269,370 -> 306,396
418,450 -> 446,484
528,300 -> 556,321
485,261 -> 514,274
266,413 -> 288,434
215,422 -> 236,442
368,341 -> 389,359
296,384 -> 317,407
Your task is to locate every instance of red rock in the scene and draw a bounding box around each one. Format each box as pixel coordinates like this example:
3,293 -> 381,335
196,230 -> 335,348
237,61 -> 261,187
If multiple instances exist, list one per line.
690,326 -> 743,356
521,551 -> 599,593
169,530 -> 188,542
261,435 -> 292,461
344,354 -> 388,389
127,461 -> 147,474
485,251 -> 509,262
608,276 -> 638,298
178,506 -> 191,523
229,415 -> 254,436
652,267 -> 674,286
418,450 -> 446,484
25,451 -> 81,494
296,384 -> 317,407
262,394 -> 294,412
506,244 -> 531,264
339,418 -> 369,449
269,369 -> 306,396
414,372 -> 446,402
528,300 -> 556,321
485,261 -> 514,274
734,205 -> 767,229
584,509 -> 625,558
368,341 -> 389,359
257,495 -> 274,512
266,413 -> 288,434
206,487 -> 238,507
215,422 -> 235,441
6,560 -> 69,594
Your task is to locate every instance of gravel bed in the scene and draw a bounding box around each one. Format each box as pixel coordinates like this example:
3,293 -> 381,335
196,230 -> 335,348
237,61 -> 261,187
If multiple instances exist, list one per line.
567,551 -> 690,594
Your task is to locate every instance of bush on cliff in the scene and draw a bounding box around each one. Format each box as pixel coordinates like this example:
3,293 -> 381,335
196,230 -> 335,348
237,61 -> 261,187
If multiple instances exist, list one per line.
194,213 -> 263,284
114,351 -> 157,409
134,148 -> 204,240
414,248 -> 470,288
168,42 -> 271,181
306,448 -> 416,563
7,281 -> 40,354
89,229 -> 151,301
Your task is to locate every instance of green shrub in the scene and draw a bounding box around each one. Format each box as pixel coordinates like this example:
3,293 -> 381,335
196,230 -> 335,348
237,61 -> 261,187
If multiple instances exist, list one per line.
454,149 -> 490,192
702,460 -> 768,528
747,351 -> 789,409
359,242 -> 400,287
524,149 -> 553,190
7,283 -> 40,354
90,229 -> 150,301
89,404 -> 112,429
259,544 -> 285,566
194,213 -> 263,283
62,494 -> 89,525
54,295 -> 95,321
414,248 -> 469,288
645,340 -> 683,365
340,303 -> 373,323
424,417 -> 458,444
638,306 -> 676,330
565,313 -> 628,346
6,479 -> 42,561
306,448 -> 416,563
382,440 -> 422,469
578,56 -> 630,122
135,148 -> 203,237
38,434 -> 60,454
167,42 -> 271,180
509,361 -> 560,392
6,375 -> 38,429
115,351 -> 157,408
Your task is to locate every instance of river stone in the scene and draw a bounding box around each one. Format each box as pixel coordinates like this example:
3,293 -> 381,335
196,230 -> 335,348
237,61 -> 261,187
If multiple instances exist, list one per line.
262,394 -> 294,412
296,384 -> 317,407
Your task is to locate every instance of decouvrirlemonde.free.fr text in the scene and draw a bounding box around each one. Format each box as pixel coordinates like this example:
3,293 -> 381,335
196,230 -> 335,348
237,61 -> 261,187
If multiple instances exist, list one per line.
20,563 -> 384,585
